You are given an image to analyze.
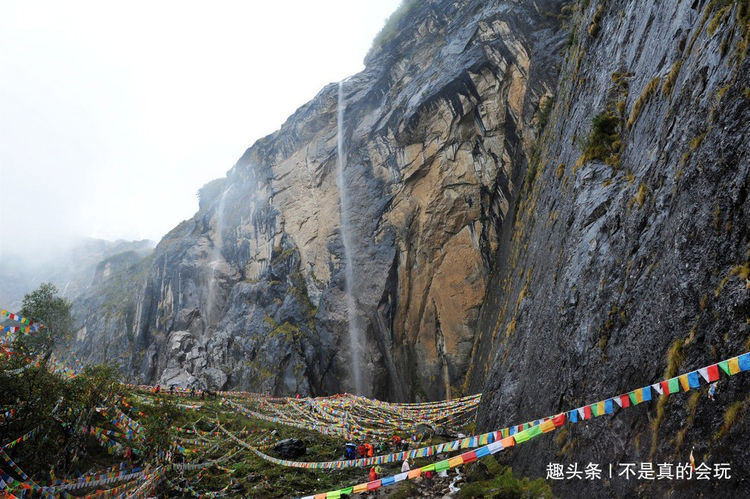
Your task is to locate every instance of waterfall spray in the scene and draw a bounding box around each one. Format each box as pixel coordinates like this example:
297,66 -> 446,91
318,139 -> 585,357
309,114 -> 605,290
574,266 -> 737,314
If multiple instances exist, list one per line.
336,80 -> 364,395
206,185 -> 231,325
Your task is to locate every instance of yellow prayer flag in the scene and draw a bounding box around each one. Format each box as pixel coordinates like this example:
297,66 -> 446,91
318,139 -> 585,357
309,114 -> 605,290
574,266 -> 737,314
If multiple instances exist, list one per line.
679,374 -> 690,392
729,357 -> 740,375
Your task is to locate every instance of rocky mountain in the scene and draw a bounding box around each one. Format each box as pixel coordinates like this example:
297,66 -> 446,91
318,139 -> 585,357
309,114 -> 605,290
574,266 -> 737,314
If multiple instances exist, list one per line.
70,0 -> 566,400
66,0 -> 750,494
0,238 -> 153,310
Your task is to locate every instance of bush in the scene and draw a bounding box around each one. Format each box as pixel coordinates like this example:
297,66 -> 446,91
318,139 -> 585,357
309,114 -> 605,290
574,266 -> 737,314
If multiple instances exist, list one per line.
0,359 -> 122,480
371,0 -> 419,50
581,112 -> 621,164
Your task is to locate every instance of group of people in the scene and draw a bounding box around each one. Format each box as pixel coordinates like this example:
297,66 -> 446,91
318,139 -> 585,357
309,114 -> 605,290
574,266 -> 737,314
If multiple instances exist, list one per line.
151,384 -> 217,399
344,434 -> 412,460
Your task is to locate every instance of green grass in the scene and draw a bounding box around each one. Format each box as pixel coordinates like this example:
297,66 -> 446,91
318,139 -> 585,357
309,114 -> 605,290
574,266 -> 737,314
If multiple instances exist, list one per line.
459,457 -> 554,498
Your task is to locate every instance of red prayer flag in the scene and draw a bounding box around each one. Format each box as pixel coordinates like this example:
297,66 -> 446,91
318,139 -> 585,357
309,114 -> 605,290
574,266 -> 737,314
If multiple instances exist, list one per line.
460,450 -> 478,463
583,405 -> 592,419
707,364 -> 719,382
660,380 -> 671,395
619,394 -> 630,408
552,413 -> 566,427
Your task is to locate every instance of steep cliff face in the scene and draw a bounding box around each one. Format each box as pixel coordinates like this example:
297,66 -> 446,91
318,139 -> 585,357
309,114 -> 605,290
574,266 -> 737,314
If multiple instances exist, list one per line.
72,0 -> 567,399
472,0 -> 750,496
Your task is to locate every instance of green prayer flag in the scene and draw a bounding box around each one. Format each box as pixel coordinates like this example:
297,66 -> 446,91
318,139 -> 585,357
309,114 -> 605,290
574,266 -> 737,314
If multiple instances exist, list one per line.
628,392 -> 637,405
514,429 -> 530,443
341,487 -> 353,494
591,404 -> 599,417
527,424 -> 542,439
668,377 -> 680,393
326,491 -> 341,499
719,360 -> 730,376
422,464 -> 436,472
435,460 -> 450,472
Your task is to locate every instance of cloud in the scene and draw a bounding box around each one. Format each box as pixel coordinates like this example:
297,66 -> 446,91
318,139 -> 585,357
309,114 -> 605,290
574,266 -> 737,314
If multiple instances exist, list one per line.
0,0 -> 401,259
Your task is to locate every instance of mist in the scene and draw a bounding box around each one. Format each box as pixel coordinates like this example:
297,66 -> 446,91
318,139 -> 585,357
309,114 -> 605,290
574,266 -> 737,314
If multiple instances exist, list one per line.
0,0 -> 401,265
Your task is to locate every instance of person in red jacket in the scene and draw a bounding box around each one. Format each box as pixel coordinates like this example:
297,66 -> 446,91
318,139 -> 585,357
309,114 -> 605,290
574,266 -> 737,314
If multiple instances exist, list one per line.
369,467 -> 377,482
358,444 -> 367,457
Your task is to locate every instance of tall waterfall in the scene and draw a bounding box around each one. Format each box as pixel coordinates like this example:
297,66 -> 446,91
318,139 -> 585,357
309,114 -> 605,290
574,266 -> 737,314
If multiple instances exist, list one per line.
336,80 -> 364,395
206,185 -> 231,325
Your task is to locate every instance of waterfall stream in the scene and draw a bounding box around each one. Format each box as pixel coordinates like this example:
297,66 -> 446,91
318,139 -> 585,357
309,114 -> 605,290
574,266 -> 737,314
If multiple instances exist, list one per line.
336,80 -> 364,395
206,185 -> 231,326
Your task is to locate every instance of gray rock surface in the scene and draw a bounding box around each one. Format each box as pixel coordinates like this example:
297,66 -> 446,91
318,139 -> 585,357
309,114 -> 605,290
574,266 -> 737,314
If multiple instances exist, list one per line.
470,1 -> 750,496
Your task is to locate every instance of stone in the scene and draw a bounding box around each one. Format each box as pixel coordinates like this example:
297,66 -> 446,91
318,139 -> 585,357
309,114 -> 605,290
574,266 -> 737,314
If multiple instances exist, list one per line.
273,439 -> 306,459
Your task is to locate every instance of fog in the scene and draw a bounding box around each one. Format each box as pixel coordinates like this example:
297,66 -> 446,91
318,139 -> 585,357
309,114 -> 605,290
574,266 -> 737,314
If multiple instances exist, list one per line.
0,0 -> 401,264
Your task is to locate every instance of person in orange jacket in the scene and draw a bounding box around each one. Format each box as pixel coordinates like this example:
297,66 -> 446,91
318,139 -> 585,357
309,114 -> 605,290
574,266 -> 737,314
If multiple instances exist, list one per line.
369,467 -> 377,482
366,443 -> 374,457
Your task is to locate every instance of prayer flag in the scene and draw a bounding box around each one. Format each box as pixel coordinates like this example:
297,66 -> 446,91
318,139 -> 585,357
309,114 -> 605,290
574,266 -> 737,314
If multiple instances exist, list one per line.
679,374 -> 690,392
460,451 -> 477,463
667,377 -> 680,394
500,436 -> 515,448
641,386 -> 652,402
739,353 -> 750,372
687,371 -> 700,388
605,398 -> 614,414
728,357 -> 740,375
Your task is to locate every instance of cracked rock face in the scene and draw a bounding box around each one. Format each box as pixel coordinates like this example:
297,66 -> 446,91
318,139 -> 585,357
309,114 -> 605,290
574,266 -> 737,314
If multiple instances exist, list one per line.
71,0 -> 566,401
470,0 -> 750,496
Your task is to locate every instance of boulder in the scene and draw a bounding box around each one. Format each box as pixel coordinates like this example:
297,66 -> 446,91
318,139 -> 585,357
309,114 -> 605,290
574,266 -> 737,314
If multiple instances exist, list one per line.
273,438 -> 306,459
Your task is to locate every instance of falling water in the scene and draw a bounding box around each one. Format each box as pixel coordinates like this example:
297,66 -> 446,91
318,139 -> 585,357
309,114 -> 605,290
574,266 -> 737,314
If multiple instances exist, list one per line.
336,80 -> 364,395
206,185 -> 231,325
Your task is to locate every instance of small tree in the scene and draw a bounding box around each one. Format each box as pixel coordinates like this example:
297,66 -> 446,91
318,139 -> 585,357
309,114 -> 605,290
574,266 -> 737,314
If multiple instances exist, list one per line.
18,282 -> 73,357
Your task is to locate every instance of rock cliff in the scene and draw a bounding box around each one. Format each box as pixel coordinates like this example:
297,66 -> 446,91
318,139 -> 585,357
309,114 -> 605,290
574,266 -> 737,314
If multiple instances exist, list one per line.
67,1 -> 750,494
71,0 -> 567,400
470,0 -> 750,496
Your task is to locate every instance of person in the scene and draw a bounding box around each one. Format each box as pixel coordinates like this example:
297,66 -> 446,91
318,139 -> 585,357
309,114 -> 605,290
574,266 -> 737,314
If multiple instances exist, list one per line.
369,467 -> 377,482
358,443 -> 367,458
154,385 -> 160,395
169,385 -> 175,395
401,459 -> 410,473
708,382 -> 718,400
392,434 -> 401,448
366,443 -> 374,458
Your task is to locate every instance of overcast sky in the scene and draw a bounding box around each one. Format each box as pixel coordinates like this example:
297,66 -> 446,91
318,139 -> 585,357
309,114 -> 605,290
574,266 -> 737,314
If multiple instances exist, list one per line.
0,0 -> 401,260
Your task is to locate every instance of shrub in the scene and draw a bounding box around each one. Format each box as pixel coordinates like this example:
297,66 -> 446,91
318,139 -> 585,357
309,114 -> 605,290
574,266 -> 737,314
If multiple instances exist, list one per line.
371,0 -> 419,50
581,112 -> 621,164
